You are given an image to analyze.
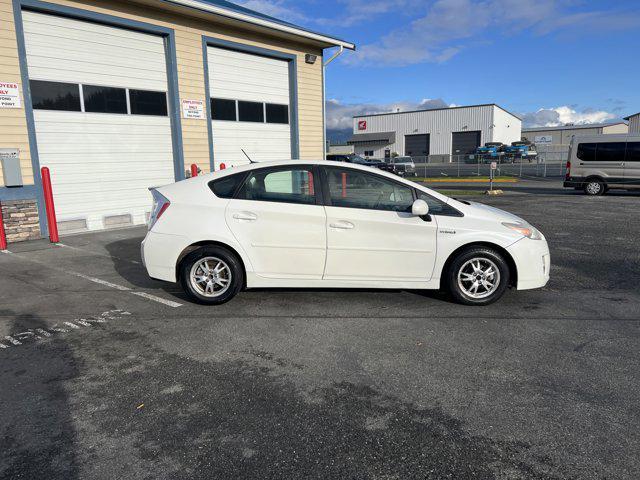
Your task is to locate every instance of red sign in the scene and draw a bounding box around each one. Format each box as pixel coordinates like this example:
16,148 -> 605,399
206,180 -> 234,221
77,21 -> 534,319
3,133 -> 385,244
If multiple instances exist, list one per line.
358,120 -> 367,131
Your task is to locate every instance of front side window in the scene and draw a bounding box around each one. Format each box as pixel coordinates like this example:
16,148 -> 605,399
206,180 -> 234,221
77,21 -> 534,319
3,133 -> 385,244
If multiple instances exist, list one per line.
237,167 -> 315,205
625,142 -> 640,163
129,90 -> 168,116
576,143 -> 597,161
325,167 -> 414,212
83,85 -> 127,114
238,101 -> 264,122
30,80 -> 81,111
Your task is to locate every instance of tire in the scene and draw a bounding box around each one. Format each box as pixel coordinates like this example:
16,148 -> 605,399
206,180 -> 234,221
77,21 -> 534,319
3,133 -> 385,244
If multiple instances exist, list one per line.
446,246 -> 510,306
179,246 -> 244,305
583,178 -> 605,196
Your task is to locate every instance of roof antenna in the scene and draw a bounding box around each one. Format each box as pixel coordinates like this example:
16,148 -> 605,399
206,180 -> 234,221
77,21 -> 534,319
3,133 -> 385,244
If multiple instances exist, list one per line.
241,149 -> 257,163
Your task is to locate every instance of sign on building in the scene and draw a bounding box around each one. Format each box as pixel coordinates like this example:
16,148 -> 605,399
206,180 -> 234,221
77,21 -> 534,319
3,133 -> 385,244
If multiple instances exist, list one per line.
358,120 -> 367,131
0,82 -> 21,109
181,99 -> 205,120
534,135 -> 553,144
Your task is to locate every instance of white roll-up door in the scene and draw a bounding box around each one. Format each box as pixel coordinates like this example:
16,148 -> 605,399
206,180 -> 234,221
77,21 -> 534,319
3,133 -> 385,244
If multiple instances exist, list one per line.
208,47 -> 292,167
23,11 -> 175,232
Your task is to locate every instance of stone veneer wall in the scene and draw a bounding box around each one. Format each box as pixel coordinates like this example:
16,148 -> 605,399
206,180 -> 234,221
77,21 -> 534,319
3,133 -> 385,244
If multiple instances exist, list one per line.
1,199 -> 41,243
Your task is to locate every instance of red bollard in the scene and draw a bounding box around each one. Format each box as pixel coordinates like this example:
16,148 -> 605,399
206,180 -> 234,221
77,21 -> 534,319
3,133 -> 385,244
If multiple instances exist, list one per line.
0,202 -> 7,250
308,171 -> 314,196
190,164 -> 198,177
341,172 -> 347,198
219,163 -> 226,170
40,167 -> 59,243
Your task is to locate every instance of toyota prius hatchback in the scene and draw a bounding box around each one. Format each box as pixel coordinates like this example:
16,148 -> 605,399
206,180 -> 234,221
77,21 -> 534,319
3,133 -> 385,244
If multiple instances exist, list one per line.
142,160 -> 550,306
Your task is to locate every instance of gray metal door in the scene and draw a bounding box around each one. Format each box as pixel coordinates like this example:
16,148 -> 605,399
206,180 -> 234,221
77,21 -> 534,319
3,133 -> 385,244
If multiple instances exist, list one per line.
452,131 -> 481,155
405,134 -> 430,157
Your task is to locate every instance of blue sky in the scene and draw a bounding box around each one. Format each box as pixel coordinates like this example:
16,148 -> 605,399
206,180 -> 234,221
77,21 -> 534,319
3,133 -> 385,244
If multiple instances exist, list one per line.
237,0 -> 640,135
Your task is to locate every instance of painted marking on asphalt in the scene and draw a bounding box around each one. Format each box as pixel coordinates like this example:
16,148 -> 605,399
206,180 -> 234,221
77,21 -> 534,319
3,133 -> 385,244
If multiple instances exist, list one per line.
0,309 -> 131,350
5,250 -> 182,307
131,291 -> 183,308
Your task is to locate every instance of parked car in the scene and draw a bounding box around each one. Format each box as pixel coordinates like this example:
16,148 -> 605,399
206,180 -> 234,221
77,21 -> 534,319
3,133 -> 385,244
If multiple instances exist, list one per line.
326,154 -> 393,173
563,134 -> 640,195
386,156 -> 417,176
142,160 -> 550,306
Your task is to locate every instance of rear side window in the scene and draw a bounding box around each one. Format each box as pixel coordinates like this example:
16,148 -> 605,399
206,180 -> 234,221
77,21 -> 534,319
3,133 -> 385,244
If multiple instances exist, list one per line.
625,142 -> 640,162
237,167 -> 316,205
30,80 -> 81,111
576,143 -> 596,161
596,142 -> 626,162
209,173 -> 246,198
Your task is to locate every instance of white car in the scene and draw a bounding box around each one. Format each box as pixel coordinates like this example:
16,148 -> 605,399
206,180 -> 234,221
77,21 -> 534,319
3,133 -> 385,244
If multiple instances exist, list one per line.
142,160 -> 550,306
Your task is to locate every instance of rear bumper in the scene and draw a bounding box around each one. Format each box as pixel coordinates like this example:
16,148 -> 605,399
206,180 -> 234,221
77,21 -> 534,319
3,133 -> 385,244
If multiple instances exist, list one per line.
507,237 -> 551,290
141,230 -> 190,283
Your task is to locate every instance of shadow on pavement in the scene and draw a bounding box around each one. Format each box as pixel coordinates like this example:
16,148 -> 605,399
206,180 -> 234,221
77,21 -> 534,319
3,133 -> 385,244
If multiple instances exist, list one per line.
0,312 -> 79,480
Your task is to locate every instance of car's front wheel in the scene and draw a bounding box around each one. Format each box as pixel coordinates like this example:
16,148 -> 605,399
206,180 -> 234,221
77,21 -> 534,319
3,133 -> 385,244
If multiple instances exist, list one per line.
179,246 -> 244,305
446,247 -> 510,305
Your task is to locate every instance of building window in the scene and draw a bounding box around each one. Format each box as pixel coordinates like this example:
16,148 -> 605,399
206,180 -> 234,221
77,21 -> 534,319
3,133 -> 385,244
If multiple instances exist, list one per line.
211,98 -> 237,121
129,90 -> 168,116
83,85 -> 127,114
238,101 -> 264,123
364,150 -> 374,157
266,103 -> 289,124
30,80 -> 81,111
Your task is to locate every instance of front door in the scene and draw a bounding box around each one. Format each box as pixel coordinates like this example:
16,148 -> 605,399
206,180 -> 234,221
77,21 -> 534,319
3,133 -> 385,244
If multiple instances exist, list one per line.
321,166 -> 437,282
225,166 -> 326,279
624,141 -> 640,186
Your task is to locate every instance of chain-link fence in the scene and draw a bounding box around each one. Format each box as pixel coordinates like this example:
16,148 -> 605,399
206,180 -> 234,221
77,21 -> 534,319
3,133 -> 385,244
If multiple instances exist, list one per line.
403,151 -> 570,179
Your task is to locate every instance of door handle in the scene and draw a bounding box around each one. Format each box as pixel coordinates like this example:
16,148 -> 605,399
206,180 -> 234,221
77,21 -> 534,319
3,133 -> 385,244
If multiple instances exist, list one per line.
233,212 -> 257,221
329,221 -> 354,230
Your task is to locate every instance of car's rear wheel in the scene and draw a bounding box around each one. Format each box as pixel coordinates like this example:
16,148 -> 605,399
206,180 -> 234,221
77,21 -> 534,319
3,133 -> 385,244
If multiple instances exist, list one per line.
584,178 -> 605,196
179,246 -> 244,305
446,247 -> 510,306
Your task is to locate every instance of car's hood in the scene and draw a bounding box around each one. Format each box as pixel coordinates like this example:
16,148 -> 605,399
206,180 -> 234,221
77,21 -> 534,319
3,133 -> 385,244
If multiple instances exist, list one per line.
462,200 -> 528,224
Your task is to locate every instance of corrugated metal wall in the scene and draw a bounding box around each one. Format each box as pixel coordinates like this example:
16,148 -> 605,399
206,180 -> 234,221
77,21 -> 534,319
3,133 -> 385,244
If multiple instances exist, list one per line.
629,115 -> 640,135
352,105 -> 520,157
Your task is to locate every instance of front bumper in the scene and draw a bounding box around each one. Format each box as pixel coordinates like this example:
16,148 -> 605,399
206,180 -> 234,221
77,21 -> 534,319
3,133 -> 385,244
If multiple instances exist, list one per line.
506,236 -> 551,290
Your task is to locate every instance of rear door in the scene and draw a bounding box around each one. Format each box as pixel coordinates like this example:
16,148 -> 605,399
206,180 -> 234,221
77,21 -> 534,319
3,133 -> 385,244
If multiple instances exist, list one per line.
320,166 -> 438,282
624,141 -> 640,186
225,165 -> 326,279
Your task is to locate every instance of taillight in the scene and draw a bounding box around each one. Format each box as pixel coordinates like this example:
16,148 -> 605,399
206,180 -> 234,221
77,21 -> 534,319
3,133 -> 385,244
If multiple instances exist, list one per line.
565,160 -> 571,180
148,189 -> 170,230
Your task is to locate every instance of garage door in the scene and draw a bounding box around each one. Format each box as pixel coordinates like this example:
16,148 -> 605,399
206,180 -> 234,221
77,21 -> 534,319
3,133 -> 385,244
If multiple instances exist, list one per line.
207,46 -> 291,168
452,131 -> 481,156
405,134 -> 430,157
23,11 -> 175,232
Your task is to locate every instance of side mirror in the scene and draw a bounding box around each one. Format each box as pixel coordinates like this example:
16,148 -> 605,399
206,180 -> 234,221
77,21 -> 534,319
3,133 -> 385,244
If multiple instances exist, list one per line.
412,199 -> 429,217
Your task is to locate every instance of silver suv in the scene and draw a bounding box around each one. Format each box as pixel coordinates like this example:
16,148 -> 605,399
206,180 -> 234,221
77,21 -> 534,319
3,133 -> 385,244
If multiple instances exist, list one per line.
386,156 -> 417,177
564,134 -> 640,195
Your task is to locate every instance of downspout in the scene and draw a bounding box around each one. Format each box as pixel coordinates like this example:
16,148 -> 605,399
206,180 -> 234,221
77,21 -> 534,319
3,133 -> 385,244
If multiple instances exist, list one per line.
322,46 -> 344,159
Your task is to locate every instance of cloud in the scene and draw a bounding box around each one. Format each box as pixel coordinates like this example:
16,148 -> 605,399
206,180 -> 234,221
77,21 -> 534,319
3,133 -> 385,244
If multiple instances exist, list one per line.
520,106 -> 617,128
326,98 -> 451,130
347,0 -> 640,66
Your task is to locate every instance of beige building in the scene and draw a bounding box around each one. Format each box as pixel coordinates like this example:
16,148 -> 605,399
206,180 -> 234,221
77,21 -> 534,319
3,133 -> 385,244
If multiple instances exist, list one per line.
625,112 -> 640,134
0,0 -> 354,241
522,122 -> 629,147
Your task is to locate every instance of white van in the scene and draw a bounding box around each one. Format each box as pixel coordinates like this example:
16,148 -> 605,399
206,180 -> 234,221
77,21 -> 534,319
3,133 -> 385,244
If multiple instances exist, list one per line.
564,134 -> 640,195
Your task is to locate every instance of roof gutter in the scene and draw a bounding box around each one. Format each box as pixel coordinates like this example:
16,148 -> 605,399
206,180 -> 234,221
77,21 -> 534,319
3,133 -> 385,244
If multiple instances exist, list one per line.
322,46 -> 345,159
163,0 -> 356,50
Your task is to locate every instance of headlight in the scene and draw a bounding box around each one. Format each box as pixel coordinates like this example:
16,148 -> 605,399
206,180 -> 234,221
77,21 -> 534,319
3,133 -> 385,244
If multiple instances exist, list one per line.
502,222 -> 542,240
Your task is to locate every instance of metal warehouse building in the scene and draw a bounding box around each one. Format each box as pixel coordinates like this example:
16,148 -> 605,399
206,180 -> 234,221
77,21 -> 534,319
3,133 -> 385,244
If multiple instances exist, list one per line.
348,104 -> 522,162
522,122 -> 629,147
0,0 -> 354,241
625,113 -> 640,134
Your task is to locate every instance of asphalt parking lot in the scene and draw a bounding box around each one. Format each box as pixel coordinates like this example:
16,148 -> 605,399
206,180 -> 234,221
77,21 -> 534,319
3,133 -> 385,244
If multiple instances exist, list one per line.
1,184 -> 639,479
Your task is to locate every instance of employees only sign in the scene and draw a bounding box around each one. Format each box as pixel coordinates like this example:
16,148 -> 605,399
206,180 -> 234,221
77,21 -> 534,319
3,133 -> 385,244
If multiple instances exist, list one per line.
182,99 -> 205,120
0,82 -> 21,109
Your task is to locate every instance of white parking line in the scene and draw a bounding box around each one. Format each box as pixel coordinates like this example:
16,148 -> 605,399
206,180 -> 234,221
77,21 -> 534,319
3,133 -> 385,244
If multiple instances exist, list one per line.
4,250 -> 182,308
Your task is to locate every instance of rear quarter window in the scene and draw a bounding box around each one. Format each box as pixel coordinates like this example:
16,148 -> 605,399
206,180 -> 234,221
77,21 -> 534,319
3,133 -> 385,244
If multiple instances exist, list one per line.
209,173 -> 246,198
